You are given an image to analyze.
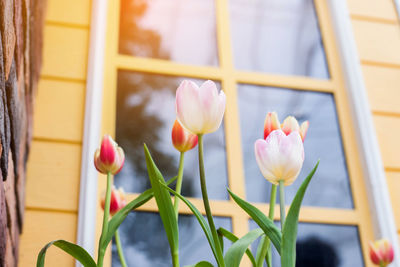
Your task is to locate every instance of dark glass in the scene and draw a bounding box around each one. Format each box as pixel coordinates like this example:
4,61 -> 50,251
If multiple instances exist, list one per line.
115,71 -> 229,200
112,212 -> 232,266
228,0 -> 329,78
119,0 -> 219,66
249,221 -> 364,267
238,85 -> 354,209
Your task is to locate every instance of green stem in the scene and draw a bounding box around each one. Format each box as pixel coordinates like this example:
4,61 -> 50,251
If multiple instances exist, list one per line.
97,172 -> 113,267
172,251 -> 180,267
256,185 -> 277,267
115,229 -> 127,267
173,152 -> 185,220
279,180 -> 286,230
198,134 -> 225,267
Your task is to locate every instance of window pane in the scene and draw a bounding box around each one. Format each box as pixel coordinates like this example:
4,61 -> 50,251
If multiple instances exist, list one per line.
249,221 -> 364,267
238,85 -> 354,209
112,212 -> 231,266
229,0 -> 329,78
119,0 -> 218,66
115,71 -> 229,200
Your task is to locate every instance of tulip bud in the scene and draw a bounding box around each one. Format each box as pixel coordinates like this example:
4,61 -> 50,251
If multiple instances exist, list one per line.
176,80 -> 226,134
281,116 -> 300,136
299,121 -> 309,142
94,135 -> 125,175
172,120 -> 198,152
255,130 -> 304,186
263,112 -> 281,139
370,239 -> 394,266
101,186 -> 127,216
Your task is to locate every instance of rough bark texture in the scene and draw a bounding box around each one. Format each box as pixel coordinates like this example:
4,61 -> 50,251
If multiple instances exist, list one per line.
0,0 -> 46,266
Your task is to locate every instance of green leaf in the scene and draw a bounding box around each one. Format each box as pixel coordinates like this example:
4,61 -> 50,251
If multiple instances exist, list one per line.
36,240 -> 96,267
101,176 -> 177,249
185,261 -> 214,267
281,161 -> 319,267
161,183 -> 219,264
228,188 -> 282,254
217,227 -> 257,267
144,144 -> 179,257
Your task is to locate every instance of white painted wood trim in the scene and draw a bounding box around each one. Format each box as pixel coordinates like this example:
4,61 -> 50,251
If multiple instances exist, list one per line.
328,0 -> 400,265
76,0 -> 108,265
395,0 -> 400,20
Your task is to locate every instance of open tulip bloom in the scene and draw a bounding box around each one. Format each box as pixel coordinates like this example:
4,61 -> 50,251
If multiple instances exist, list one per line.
35,79 -> 356,267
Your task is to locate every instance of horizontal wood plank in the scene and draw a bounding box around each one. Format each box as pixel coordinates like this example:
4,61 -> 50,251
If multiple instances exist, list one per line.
373,115 -> 400,168
352,20 -> 400,65
46,0 -> 91,26
19,210 -> 77,267
33,78 -> 85,142
25,141 -> 81,211
41,25 -> 89,80
363,65 -> 400,114
347,0 -> 398,21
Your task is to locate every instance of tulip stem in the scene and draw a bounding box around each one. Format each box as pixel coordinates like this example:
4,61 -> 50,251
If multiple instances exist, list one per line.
256,184 -> 277,267
115,229 -> 127,267
279,181 -> 286,230
198,134 -> 225,267
97,172 -> 113,267
173,152 -> 185,220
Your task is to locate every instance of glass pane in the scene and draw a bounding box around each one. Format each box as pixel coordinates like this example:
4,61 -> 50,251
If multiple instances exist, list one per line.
238,85 -> 354,209
115,71 -> 229,200
119,0 -> 218,66
112,212 -> 232,266
229,0 -> 329,78
249,221 -> 364,267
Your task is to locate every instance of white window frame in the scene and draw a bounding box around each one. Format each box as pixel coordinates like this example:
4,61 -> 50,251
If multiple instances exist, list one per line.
75,0 -> 400,266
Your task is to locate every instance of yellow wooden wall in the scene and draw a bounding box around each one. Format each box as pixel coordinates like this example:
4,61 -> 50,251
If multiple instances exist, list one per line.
18,0 -> 91,266
346,0 -> 400,241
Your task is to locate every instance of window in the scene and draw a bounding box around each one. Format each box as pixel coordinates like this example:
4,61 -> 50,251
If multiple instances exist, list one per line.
98,0 -> 374,266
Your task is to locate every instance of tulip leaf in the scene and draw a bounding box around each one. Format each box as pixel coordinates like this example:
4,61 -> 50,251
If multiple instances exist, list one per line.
185,261 -> 214,267
144,144 -> 179,259
281,161 -> 319,267
36,240 -> 96,267
161,183 -> 219,264
217,227 -> 257,267
101,176 -> 178,249
228,188 -> 282,254
223,228 -> 263,267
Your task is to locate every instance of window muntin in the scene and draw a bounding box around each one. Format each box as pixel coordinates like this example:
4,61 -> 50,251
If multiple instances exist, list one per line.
228,0 -> 329,78
238,85 -> 353,209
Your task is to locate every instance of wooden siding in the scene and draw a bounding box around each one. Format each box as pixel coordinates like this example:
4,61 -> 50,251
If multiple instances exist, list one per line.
346,0 -> 400,238
18,0 -> 91,265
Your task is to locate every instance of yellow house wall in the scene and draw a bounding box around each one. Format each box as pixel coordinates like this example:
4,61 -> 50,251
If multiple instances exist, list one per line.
346,0 -> 400,241
18,0 -> 91,266
16,0 -> 400,266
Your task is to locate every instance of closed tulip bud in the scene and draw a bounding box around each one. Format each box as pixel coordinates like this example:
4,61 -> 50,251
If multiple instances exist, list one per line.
370,239 -> 394,266
172,120 -> 198,152
94,135 -> 125,175
264,112 -> 281,139
281,116 -> 300,136
101,186 -> 127,216
255,130 -> 304,186
176,80 -> 226,134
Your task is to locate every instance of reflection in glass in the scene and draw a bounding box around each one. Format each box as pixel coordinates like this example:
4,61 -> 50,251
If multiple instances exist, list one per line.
119,0 -> 218,66
115,71 -> 229,200
238,85 -> 354,209
112,212 -> 232,266
249,221 -> 364,267
229,0 -> 329,78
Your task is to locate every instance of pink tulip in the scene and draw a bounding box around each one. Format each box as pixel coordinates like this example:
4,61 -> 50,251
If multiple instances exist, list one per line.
255,130 -> 304,186
263,113 -> 309,142
94,135 -> 125,175
172,119 -> 198,152
101,186 -> 127,216
176,80 -> 226,134
370,239 -> 394,266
